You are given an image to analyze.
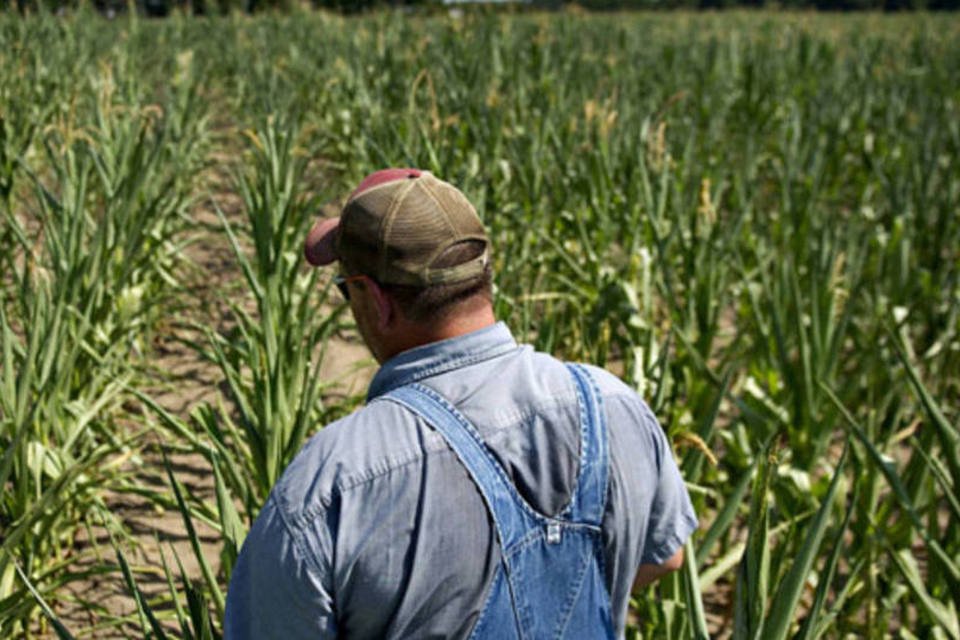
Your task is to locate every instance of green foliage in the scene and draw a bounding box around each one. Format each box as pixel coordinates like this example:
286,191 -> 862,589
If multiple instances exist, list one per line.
0,26 -> 208,633
2,9 -> 958,639
202,114 -> 347,516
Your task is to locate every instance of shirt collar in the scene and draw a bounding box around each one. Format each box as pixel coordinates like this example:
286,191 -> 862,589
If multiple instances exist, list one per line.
366,321 -> 519,401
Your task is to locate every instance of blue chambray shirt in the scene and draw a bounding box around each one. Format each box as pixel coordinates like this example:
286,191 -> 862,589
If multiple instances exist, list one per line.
225,322 -> 697,639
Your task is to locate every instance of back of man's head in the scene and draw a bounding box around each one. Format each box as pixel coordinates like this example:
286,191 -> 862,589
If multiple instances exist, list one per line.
304,168 -> 493,323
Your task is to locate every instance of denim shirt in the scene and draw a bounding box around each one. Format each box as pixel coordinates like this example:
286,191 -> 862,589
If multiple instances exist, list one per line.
225,322 -> 697,639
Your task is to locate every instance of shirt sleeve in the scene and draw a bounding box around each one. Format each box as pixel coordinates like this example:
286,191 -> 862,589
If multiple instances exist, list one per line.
638,404 -> 699,566
224,494 -> 337,639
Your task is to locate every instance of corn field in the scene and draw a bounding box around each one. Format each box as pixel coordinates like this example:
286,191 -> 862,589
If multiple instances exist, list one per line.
1,8 -> 958,639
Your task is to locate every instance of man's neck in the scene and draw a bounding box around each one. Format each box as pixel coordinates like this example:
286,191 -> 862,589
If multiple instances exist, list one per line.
427,305 -> 497,342
380,303 -> 496,363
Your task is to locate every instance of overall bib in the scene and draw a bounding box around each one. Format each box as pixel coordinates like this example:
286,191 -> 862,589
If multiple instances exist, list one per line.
384,363 -> 616,639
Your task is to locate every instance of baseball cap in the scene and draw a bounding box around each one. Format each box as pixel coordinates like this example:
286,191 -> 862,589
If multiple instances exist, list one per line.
304,168 -> 490,287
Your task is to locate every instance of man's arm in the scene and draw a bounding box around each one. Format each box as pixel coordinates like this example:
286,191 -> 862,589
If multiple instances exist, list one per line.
633,546 -> 684,589
225,496 -> 337,639
632,401 -> 697,590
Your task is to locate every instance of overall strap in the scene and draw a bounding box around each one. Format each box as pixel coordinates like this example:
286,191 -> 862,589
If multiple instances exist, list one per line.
562,364 -> 610,526
383,383 -> 534,549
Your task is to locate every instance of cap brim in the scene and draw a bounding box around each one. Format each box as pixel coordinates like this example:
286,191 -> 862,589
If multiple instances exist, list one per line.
304,217 -> 340,266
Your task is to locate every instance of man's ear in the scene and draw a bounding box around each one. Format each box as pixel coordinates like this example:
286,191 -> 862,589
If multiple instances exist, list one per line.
367,279 -> 394,331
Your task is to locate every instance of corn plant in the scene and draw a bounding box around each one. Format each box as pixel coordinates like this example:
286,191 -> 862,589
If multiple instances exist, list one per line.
0,38 -> 208,633
199,116 -> 347,516
140,115 -> 349,590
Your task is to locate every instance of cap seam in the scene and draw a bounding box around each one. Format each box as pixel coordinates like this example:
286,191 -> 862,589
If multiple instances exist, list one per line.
346,176 -> 413,204
378,179 -> 419,282
418,178 -> 465,278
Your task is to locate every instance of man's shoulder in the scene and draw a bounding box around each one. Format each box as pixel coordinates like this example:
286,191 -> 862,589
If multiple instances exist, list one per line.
270,400 -> 438,527
496,347 -> 656,420
570,362 -> 666,446
562,361 -> 655,414
575,362 -> 641,395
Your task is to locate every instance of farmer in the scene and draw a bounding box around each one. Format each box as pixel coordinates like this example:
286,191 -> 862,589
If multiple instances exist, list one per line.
224,169 -> 697,639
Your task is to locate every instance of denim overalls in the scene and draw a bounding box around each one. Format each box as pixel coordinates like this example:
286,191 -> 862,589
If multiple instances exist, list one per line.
384,363 -> 616,639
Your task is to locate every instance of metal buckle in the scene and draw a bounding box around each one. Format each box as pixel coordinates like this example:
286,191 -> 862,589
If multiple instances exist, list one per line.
547,522 -> 562,544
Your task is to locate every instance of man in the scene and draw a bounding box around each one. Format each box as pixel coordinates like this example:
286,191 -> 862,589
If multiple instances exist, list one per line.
224,168 -> 697,639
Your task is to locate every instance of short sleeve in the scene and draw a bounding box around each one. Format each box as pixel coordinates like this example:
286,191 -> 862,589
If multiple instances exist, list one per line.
638,405 -> 698,565
224,495 -> 337,639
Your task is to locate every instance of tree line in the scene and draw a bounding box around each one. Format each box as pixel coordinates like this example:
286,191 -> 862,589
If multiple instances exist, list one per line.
3,0 -> 957,21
